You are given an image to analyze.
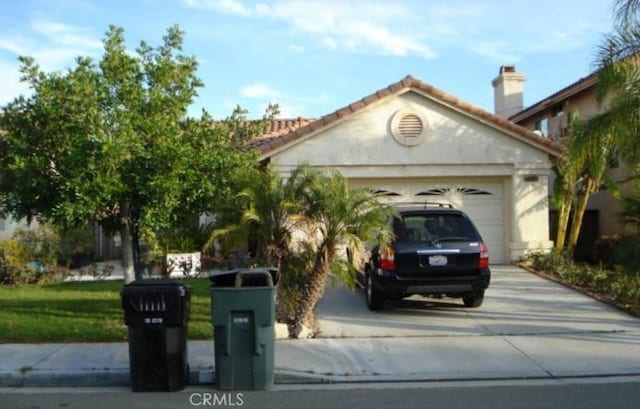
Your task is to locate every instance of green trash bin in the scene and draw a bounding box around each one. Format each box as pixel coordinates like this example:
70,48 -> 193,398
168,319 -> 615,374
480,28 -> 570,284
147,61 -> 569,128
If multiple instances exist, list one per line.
210,269 -> 276,390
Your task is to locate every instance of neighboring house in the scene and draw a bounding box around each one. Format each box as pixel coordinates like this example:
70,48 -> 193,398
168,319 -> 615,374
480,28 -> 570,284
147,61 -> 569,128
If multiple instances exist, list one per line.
0,215 -> 33,240
250,75 -> 563,263
505,65 -> 634,243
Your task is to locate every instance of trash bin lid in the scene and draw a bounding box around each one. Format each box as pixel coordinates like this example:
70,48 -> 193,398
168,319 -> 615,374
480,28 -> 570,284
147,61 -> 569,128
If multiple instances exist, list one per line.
208,267 -> 279,287
126,279 -> 182,287
121,279 -> 190,297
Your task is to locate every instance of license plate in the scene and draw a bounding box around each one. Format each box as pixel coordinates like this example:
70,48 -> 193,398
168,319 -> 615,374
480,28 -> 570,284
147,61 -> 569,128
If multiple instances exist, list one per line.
428,255 -> 448,266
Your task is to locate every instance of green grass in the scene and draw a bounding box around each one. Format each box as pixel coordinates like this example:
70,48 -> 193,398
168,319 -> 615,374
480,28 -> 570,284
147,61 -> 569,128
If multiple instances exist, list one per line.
0,278 -> 213,343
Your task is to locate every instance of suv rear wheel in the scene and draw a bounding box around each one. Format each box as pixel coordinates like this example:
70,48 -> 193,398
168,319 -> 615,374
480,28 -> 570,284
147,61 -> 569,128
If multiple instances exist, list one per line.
366,273 -> 385,311
462,290 -> 485,308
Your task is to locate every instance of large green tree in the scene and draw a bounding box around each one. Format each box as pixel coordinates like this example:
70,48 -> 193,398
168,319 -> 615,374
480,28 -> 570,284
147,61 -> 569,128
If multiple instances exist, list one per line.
0,25 -> 262,283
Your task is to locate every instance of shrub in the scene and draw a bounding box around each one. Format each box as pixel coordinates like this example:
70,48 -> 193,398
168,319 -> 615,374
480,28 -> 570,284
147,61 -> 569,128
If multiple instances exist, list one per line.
79,263 -> 114,281
57,225 -> 95,268
613,238 -> 640,275
0,239 -> 38,285
13,225 -> 60,271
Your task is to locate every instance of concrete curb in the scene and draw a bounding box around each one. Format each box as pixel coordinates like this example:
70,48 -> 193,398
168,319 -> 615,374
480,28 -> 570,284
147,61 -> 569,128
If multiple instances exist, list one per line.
0,367 -> 332,388
5,367 -> 640,388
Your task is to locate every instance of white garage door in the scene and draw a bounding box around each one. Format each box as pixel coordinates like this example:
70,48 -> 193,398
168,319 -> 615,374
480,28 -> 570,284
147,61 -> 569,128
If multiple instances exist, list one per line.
358,180 -> 505,264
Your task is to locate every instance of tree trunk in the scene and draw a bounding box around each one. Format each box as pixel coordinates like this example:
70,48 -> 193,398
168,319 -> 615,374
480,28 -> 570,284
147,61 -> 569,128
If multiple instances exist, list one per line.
555,199 -> 572,253
292,242 -> 335,335
567,178 -> 595,259
120,202 -> 136,284
131,223 -> 143,281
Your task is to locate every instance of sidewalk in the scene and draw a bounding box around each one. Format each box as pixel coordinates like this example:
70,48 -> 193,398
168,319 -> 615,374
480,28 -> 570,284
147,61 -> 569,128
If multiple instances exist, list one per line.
3,266 -> 640,388
2,331 -> 640,387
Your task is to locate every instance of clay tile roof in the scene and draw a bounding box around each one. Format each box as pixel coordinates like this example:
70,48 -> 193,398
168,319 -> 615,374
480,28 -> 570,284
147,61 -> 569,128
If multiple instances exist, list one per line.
248,117 -> 316,150
249,75 -> 563,157
509,72 -> 598,122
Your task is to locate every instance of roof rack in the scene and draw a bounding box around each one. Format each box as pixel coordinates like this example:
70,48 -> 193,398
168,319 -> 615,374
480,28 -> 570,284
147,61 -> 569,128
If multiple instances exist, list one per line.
393,201 -> 454,209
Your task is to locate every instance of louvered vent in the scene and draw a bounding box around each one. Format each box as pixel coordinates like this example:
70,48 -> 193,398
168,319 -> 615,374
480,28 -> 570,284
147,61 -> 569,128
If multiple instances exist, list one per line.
398,114 -> 423,138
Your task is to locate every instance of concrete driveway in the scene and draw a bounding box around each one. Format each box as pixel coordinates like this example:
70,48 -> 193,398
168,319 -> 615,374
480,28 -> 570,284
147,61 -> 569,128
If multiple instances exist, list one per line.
306,265 -> 640,380
316,265 -> 640,338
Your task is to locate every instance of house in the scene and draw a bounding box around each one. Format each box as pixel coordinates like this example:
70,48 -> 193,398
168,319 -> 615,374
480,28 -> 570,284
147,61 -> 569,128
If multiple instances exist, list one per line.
505,65 -> 634,244
250,75 -> 563,263
0,216 -> 31,241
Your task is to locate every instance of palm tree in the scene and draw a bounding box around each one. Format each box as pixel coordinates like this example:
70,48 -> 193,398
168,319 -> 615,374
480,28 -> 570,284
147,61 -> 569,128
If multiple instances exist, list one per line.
287,166 -> 394,333
551,113 -> 586,253
206,165 -> 304,270
553,0 -> 640,257
592,0 -> 640,167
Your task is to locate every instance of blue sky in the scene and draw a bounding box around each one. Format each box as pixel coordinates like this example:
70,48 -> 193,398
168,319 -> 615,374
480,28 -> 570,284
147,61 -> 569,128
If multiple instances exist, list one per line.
0,0 -> 613,119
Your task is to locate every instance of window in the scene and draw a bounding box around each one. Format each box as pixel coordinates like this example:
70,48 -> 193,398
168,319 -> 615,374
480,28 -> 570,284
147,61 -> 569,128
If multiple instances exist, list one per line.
551,103 -> 564,117
392,214 -> 480,243
534,117 -> 549,137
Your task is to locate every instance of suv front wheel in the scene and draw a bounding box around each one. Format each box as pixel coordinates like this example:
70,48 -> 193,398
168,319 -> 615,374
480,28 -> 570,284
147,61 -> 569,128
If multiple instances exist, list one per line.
462,290 -> 485,308
366,272 -> 385,311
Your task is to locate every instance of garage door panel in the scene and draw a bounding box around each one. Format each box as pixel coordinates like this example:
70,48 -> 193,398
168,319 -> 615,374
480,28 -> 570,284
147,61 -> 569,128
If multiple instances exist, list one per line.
357,180 -> 506,264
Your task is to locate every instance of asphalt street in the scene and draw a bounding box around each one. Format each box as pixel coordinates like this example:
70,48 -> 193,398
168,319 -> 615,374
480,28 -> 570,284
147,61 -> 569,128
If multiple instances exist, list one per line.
2,377 -> 640,409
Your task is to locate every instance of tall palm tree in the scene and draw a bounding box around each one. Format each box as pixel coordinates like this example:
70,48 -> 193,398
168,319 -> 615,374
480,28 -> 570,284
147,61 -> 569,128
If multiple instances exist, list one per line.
552,113 -> 586,253
287,166 -> 394,332
554,0 -> 640,257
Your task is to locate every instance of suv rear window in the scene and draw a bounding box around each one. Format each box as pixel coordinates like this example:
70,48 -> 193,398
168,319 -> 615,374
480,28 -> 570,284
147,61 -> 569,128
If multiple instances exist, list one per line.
392,213 -> 480,243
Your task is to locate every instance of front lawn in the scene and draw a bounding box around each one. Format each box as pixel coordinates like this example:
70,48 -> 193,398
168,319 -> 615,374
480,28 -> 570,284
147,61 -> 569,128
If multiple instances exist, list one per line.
0,278 -> 213,343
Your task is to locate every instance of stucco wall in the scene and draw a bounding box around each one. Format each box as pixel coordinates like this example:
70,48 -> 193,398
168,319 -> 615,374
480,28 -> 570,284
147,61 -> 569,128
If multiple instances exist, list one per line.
273,91 -> 550,174
0,216 -> 34,240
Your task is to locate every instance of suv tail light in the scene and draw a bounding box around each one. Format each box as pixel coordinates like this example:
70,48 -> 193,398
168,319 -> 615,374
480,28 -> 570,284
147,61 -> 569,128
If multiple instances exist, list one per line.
479,242 -> 489,268
380,245 -> 396,271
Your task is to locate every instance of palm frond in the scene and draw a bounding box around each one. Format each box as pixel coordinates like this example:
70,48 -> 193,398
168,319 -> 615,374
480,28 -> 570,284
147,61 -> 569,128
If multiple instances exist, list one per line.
615,0 -> 640,27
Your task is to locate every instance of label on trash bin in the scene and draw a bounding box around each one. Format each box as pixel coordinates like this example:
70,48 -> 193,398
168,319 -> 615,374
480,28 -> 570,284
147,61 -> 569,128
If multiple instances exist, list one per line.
233,317 -> 250,325
144,317 -> 163,324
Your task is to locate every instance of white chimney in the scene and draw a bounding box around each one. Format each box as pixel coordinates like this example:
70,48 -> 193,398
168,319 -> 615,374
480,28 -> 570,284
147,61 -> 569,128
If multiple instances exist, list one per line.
492,65 -> 525,118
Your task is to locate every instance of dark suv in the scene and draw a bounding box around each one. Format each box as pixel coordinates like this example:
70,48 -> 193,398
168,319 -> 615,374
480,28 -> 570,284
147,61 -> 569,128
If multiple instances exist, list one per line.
359,203 -> 490,310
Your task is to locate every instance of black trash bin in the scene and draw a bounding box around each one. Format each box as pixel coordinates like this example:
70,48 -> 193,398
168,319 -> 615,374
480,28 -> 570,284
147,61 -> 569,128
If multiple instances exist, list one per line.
121,279 -> 191,392
209,268 -> 278,390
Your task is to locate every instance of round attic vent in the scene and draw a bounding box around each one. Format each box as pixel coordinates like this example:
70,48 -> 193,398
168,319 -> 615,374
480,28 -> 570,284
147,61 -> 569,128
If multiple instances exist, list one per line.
398,114 -> 423,138
390,109 -> 428,146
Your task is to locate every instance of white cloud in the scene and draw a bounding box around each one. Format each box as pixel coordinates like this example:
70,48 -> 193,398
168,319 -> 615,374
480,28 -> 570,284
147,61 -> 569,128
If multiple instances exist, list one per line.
273,100 -> 305,118
0,19 -> 103,103
31,20 -> 102,50
267,1 -> 435,57
181,0 -> 606,64
471,41 -> 521,63
183,0 -> 253,15
0,60 -> 30,105
0,20 -> 102,72
240,83 -> 281,98
321,37 -> 337,51
183,0 -> 435,58
341,21 -> 434,57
